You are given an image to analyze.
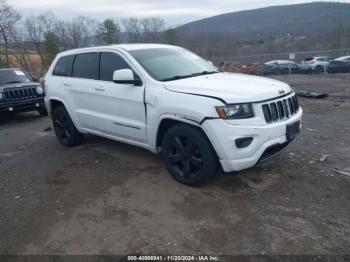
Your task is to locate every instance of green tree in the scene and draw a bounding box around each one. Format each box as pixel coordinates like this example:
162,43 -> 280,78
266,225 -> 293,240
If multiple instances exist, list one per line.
98,19 -> 120,44
164,28 -> 179,45
44,31 -> 59,64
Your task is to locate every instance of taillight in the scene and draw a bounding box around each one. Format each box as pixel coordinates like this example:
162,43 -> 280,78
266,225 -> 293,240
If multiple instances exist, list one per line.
309,61 -> 315,64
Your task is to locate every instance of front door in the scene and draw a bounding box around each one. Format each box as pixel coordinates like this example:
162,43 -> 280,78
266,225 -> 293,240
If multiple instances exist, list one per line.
68,51 -> 147,143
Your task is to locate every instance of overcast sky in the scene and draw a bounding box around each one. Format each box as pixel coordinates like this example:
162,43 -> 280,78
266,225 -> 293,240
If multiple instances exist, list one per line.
8,0 -> 350,26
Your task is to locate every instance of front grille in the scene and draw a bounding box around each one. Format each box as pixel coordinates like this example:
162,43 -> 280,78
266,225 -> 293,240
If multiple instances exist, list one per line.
262,94 -> 300,123
3,86 -> 39,102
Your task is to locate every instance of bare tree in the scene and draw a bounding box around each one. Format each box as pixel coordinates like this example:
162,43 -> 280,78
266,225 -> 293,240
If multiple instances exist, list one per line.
121,18 -> 142,43
0,0 -> 21,67
54,20 -> 72,50
8,27 -> 32,72
24,12 -> 57,70
140,17 -> 165,43
67,16 -> 97,48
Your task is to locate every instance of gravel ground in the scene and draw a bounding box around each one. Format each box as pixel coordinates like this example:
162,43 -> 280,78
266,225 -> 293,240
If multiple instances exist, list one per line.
0,74 -> 349,255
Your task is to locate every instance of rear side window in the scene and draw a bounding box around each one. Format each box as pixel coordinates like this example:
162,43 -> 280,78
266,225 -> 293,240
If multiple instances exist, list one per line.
72,53 -> 99,80
53,55 -> 75,77
100,52 -> 131,82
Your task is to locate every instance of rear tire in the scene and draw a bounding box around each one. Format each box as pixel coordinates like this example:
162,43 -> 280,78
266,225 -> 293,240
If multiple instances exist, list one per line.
315,66 -> 324,74
161,124 -> 218,186
52,106 -> 84,147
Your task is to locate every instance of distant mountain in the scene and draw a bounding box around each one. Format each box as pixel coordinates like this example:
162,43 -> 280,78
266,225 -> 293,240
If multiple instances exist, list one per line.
178,2 -> 350,38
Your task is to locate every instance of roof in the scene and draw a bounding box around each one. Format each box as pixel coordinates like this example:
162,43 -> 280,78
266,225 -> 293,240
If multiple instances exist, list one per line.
116,44 -> 178,51
57,44 -> 179,56
265,60 -> 295,64
335,55 -> 350,61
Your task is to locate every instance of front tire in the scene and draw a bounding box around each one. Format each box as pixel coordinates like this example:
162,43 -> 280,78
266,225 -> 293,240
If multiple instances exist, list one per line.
161,124 -> 218,186
52,106 -> 84,147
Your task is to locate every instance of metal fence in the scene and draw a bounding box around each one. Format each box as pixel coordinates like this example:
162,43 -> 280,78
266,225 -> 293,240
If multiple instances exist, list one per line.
209,48 -> 350,75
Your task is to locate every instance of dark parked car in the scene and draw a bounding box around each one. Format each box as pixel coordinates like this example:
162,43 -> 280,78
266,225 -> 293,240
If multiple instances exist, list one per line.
0,68 -> 47,115
328,56 -> 350,73
328,60 -> 349,74
263,60 -> 300,75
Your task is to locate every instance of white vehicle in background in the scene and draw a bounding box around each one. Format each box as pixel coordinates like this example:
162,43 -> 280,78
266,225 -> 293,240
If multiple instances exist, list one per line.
300,56 -> 331,73
44,44 -> 302,186
263,60 -> 300,75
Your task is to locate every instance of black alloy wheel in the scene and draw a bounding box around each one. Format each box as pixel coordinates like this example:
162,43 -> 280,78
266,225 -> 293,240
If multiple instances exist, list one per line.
162,124 -> 218,186
168,135 -> 203,179
52,106 -> 84,147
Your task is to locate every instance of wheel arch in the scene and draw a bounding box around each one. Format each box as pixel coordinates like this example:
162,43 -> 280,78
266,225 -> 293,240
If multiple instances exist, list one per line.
48,97 -> 82,132
155,116 -> 219,159
48,98 -> 68,114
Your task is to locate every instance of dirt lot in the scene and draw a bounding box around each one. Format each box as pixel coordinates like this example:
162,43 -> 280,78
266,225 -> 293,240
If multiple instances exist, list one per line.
0,74 -> 349,256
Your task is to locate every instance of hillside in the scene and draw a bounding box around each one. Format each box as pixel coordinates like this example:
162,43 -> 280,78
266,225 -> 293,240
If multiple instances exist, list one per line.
178,2 -> 350,38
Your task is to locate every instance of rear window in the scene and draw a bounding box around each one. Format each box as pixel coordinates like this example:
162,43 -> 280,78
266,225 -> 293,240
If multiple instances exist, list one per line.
53,55 -> 75,77
304,57 -> 314,61
72,53 -> 99,80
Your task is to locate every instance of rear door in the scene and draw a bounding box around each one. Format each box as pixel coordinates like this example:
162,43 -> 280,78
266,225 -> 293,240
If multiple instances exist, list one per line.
65,52 -> 101,130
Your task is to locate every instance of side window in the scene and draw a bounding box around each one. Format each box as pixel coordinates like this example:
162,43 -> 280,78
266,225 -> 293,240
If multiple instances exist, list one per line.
100,52 -> 131,82
317,58 -> 325,62
53,55 -> 75,77
72,53 -> 99,80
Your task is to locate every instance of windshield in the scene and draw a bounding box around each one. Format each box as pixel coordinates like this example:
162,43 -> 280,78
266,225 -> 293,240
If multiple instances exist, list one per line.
0,69 -> 32,85
129,48 -> 219,81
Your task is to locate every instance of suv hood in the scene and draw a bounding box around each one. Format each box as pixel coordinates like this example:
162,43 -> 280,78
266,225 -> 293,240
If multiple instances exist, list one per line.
163,72 -> 292,104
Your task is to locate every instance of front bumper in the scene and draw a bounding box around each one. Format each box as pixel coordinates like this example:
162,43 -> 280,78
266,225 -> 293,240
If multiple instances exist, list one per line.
0,98 -> 45,112
202,108 -> 303,172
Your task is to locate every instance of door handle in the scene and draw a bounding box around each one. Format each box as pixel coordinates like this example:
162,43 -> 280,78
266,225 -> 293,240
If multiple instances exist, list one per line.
63,82 -> 72,87
95,87 -> 106,91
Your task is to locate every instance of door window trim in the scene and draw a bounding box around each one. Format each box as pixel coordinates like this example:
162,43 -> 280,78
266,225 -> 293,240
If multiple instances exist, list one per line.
97,50 -> 145,86
51,49 -> 145,86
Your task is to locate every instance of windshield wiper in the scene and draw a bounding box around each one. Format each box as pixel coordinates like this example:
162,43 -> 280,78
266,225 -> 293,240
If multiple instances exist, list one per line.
161,74 -> 195,82
191,71 -> 219,77
5,81 -> 23,84
161,71 -> 219,82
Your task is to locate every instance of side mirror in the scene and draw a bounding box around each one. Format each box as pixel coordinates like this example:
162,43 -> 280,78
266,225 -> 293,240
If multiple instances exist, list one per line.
207,61 -> 214,66
113,69 -> 142,86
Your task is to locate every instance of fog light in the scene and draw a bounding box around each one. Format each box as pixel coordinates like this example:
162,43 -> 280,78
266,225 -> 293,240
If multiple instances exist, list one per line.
235,137 -> 253,149
9,107 -> 13,112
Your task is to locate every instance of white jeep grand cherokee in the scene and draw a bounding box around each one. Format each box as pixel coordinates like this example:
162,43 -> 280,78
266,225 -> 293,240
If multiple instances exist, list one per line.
45,44 -> 302,186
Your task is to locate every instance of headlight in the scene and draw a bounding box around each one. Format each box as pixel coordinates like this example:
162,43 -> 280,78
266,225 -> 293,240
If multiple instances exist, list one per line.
36,86 -> 44,95
216,103 -> 254,119
0,92 -> 3,100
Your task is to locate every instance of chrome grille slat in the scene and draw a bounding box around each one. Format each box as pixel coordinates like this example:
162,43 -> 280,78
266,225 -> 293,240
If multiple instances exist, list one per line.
3,86 -> 39,102
262,95 -> 300,123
